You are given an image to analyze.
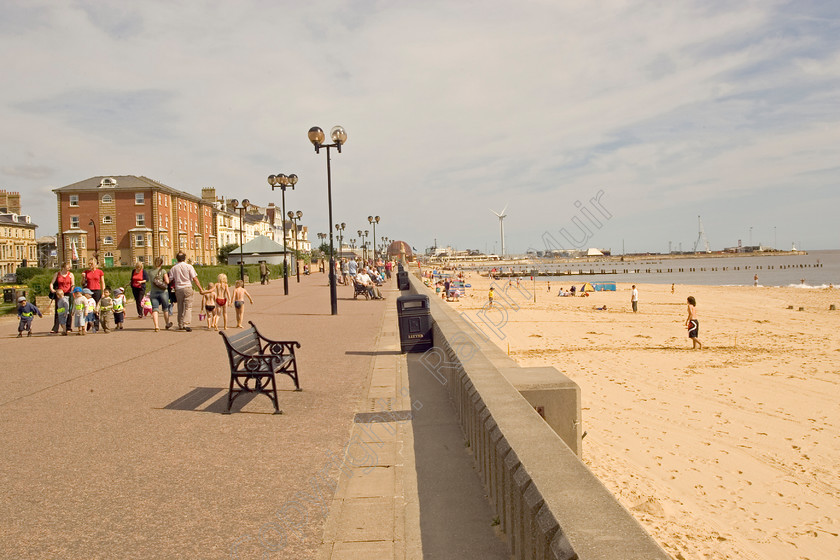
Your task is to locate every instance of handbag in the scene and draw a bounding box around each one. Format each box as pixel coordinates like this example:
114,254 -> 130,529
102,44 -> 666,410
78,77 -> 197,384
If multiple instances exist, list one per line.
152,269 -> 167,290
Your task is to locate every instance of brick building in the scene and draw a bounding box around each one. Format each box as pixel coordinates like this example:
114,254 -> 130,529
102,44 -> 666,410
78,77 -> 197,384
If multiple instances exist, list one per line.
53,176 -> 217,267
0,189 -> 38,275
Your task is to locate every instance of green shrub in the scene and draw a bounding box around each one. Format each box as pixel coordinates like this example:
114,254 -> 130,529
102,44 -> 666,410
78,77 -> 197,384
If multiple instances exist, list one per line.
15,267 -> 49,282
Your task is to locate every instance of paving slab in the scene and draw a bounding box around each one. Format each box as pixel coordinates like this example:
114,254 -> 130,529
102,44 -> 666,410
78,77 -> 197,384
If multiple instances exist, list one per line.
0,273 -> 387,560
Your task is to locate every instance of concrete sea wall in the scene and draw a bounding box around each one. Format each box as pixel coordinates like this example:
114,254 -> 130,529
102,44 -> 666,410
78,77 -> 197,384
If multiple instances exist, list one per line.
407,273 -> 670,560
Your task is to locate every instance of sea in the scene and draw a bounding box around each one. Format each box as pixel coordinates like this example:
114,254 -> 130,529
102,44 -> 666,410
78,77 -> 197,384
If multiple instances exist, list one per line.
479,250 -> 840,288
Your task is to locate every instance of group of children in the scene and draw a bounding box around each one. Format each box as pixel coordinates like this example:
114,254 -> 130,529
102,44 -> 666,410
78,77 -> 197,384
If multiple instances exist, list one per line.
16,274 -> 254,337
199,275 -> 254,330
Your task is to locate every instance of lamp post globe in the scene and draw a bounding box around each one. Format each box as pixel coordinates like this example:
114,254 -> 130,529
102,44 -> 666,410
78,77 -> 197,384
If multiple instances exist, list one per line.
309,125 -> 347,315
269,173 -> 297,296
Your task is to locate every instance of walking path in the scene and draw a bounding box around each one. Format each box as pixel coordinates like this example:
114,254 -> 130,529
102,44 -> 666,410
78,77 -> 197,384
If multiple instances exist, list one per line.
0,272 -> 507,559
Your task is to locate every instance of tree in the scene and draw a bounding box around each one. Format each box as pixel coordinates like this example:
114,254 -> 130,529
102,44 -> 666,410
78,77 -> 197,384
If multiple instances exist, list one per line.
217,243 -> 239,264
317,242 -> 334,258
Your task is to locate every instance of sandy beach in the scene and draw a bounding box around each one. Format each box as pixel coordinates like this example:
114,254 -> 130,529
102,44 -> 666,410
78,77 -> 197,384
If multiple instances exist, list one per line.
441,274 -> 840,560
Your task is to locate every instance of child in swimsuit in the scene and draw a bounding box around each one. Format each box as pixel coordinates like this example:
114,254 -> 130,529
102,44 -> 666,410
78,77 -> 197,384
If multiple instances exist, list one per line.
232,280 -> 254,328
201,282 -> 217,330
215,273 -> 231,330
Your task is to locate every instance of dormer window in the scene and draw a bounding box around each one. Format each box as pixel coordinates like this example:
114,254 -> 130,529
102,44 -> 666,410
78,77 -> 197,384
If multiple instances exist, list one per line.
99,177 -> 117,188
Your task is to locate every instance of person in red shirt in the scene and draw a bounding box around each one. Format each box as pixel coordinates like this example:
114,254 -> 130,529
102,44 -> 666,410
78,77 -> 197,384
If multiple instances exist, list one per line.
49,262 -> 75,333
130,262 -> 149,318
83,261 -> 106,303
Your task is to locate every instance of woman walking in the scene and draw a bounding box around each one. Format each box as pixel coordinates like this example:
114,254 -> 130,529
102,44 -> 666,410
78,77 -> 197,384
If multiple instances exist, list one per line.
130,261 -> 148,318
49,262 -> 75,333
148,257 -> 173,331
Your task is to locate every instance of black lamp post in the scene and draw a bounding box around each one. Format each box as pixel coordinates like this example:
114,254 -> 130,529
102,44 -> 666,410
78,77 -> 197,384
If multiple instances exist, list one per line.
268,173 -> 298,296
335,222 -> 346,261
368,216 -> 380,261
88,219 -> 99,264
308,125 -> 347,316
231,198 -> 250,282
288,210 -> 303,282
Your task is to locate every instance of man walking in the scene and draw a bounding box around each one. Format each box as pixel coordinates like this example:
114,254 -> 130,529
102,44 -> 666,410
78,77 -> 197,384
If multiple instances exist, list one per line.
259,261 -> 269,285
169,252 -> 204,331
631,285 -> 639,313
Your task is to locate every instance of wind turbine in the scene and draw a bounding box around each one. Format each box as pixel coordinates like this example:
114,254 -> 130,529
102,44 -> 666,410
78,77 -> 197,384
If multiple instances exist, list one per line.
490,205 -> 507,259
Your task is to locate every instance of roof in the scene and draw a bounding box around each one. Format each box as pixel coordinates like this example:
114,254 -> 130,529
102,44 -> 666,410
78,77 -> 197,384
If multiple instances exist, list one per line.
0,214 -> 37,228
233,235 -> 287,254
53,175 -> 206,204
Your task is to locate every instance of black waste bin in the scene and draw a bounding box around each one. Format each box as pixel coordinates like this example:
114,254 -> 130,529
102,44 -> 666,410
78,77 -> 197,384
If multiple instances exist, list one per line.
15,288 -> 28,303
397,270 -> 409,290
397,294 -> 433,353
3,288 -> 14,303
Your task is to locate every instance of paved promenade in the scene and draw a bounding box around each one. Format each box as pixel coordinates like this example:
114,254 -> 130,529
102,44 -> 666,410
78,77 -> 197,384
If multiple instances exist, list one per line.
0,272 -> 507,559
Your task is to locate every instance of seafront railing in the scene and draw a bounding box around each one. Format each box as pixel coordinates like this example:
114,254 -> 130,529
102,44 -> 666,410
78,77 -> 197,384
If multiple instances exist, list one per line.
407,271 -> 670,560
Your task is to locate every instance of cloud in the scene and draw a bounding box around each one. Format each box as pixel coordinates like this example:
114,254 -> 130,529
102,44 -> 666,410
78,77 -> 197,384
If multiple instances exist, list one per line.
1,164 -> 54,180
1,1 -> 838,250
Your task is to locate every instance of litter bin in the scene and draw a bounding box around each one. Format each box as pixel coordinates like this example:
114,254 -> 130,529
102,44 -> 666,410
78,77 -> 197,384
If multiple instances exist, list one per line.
15,288 -> 28,302
3,288 -> 14,303
397,294 -> 433,353
397,270 -> 410,290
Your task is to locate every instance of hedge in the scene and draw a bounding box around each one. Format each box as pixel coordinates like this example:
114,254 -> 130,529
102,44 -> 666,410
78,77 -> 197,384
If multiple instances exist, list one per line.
23,264 -> 286,299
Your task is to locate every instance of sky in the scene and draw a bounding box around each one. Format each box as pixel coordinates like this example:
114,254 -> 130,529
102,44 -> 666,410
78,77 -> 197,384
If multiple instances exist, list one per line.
1,0 -> 839,255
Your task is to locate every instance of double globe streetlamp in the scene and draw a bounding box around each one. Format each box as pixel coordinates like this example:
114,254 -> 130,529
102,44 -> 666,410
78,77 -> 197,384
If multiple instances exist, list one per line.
229,198 -> 250,282
287,210 -> 303,282
267,173 -> 298,296
368,216 -> 380,261
308,125 -> 347,316
335,222 -> 346,261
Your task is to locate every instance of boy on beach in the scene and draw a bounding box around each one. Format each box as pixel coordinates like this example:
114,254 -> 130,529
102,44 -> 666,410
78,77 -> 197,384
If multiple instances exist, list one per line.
685,296 -> 702,349
98,288 -> 114,333
488,287 -> 494,308
232,280 -> 254,328
54,289 -> 69,336
17,296 -> 43,337
113,287 -> 126,330
631,285 -> 639,312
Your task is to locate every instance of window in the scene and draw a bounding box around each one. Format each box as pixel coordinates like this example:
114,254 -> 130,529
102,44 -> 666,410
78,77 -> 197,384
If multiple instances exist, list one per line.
104,236 -> 114,245
135,193 -> 144,205
70,216 -> 80,228
101,194 -> 113,203
69,195 -> 79,207
135,234 -> 145,247
136,213 -> 145,226
103,215 -> 113,224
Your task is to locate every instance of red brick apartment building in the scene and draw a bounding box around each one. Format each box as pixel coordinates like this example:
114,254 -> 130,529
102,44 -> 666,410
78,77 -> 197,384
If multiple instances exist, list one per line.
54,176 -> 216,267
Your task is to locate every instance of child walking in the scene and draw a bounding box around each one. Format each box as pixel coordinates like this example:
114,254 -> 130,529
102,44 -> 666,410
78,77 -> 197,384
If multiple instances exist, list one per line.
17,296 -> 43,337
54,289 -> 69,336
98,288 -> 115,333
232,280 -> 254,328
215,273 -> 231,330
201,282 -> 217,330
113,287 -> 126,330
83,288 -> 97,333
72,287 -> 87,335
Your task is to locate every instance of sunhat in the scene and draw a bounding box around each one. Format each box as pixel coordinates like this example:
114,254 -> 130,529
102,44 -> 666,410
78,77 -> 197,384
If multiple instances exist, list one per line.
82,288 -> 93,295
73,287 -> 83,293
17,296 -> 26,302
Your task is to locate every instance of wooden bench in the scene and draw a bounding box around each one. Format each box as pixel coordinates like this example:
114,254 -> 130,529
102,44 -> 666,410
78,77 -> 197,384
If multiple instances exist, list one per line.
352,278 -> 371,300
219,321 -> 301,414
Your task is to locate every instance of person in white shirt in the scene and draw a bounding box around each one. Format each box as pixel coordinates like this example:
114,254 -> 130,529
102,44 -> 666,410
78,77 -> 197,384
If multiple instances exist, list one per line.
169,252 -> 205,331
356,270 -> 383,300
631,285 -> 639,313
